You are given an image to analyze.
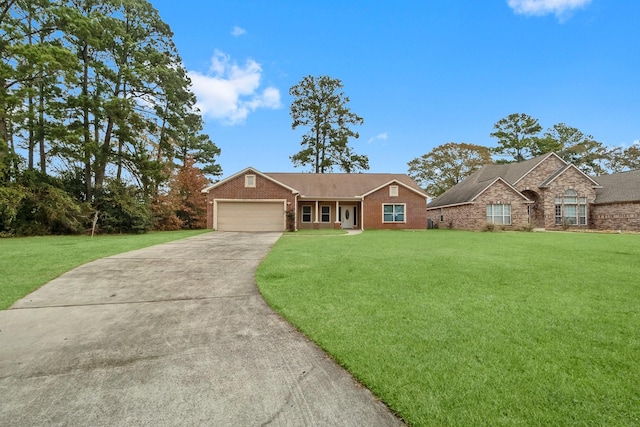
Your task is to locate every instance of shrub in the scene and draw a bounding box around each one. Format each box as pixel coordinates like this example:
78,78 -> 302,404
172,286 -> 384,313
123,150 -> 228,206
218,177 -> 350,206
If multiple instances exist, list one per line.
95,180 -> 152,234
15,183 -> 90,235
2,172 -> 90,236
0,185 -> 27,235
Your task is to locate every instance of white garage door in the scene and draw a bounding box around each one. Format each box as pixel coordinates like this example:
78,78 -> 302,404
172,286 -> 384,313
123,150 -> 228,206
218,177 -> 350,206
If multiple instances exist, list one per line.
216,201 -> 284,232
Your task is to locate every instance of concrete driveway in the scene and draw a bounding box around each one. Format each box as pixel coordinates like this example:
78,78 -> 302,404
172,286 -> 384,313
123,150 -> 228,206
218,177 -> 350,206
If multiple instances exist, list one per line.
0,232 -> 403,426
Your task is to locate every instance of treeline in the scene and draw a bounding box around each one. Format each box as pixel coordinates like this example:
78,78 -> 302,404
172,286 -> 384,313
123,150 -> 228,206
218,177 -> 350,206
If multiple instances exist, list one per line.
409,113 -> 640,197
0,0 -> 221,236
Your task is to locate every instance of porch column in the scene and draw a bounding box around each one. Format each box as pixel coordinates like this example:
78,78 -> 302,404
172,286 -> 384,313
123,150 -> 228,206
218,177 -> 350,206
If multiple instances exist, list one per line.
313,200 -> 319,229
360,200 -> 364,230
335,200 -> 341,229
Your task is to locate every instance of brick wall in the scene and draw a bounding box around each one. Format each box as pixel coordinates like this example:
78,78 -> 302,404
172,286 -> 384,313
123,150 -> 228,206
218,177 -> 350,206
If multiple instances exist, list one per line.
427,179 -> 530,230
534,167 -> 597,230
591,202 -> 640,231
363,184 -> 427,229
205,172 -> 296,228
516,155 -> 566,190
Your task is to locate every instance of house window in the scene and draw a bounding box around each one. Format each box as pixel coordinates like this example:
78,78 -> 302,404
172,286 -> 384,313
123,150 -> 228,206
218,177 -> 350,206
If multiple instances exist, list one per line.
302,206 -> 312,223
245,174 -> 256,188
389,185 -> 399,197
321,206 -> 331,223
383,204 -> 405,223
555,190 -> 587,225
486,204 -> 511,225
440,208 -> 444,222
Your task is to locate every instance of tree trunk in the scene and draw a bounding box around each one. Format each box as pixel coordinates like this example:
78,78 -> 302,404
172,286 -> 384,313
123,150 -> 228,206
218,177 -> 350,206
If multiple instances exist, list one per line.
81,45 -> 93,200
38,79 -> 46,175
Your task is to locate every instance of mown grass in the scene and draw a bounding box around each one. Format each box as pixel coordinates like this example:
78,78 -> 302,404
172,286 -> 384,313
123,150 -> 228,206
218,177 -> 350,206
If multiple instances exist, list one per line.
0,229 -> 210,310
257,230 -> 640,426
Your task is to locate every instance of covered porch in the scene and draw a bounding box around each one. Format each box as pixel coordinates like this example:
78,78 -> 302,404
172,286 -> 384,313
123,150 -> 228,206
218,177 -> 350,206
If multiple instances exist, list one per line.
296,198 -> 363,230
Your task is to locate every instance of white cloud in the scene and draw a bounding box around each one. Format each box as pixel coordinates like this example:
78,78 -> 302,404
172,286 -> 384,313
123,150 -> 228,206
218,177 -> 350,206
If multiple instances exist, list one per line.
231,26 -> 246,37
368,132 -> 389,144
188,50 -> 281,125
507,0 -> 591,19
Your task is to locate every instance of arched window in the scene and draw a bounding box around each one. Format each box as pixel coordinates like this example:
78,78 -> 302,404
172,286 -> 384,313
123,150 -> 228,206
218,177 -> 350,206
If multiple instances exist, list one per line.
555,189 -> 587,226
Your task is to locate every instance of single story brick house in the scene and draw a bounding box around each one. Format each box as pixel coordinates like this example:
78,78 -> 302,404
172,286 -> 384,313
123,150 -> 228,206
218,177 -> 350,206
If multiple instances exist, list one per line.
591,169 -> 640,231
427,152 -> 640,231
202,167 -> 428,231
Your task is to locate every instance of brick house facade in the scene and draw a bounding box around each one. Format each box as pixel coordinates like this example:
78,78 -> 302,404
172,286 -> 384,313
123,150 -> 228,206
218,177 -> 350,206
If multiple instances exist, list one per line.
203,168 -> 428,231
427,153 -> 640,231
590,169 -> 640,231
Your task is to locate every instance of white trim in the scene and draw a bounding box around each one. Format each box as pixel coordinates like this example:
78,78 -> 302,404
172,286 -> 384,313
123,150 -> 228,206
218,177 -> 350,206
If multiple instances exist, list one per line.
301,205 -> 312,223
427,201 -> 474,210
486,203 -> 512,225
471,177 -> 532,203
213,199 -> 286,231
541,163 -> 602,188
299,196 -> 363,201
362,179 -> 428,198
320,204 -> 331,223
382,203 -> 407,223
512,152 -> 567,186
202,166 -> 299,194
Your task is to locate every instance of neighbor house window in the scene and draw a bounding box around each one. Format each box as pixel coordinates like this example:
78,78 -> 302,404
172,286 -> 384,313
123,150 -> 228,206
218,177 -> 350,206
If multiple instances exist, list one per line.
302,206 -> 312,223
245,174 -> 256,188
486,204 -> 511,225
389,185 -> 399,197
321,206 -> 331,222
555,189 -> 587,225
383,204 -> 405,223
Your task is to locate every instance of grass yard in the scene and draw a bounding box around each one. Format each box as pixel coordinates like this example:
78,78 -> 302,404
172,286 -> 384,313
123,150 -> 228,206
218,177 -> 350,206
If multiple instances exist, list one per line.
0,229 -> 210,310
257,230 -> 640,426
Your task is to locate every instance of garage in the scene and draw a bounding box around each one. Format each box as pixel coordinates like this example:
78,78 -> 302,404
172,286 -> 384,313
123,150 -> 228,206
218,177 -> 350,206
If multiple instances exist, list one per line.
216,201 -> 285,232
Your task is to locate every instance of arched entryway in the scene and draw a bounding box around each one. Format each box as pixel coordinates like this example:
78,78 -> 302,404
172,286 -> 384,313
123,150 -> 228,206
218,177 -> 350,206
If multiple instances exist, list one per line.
522,190 -> 544,228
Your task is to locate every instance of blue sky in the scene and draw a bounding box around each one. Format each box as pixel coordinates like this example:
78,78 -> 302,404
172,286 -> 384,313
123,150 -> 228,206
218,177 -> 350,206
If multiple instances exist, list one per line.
150,0 -> 639,178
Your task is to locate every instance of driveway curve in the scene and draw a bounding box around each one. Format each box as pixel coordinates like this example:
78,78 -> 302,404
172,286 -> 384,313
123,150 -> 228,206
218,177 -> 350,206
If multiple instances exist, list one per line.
0,232 -> 403,426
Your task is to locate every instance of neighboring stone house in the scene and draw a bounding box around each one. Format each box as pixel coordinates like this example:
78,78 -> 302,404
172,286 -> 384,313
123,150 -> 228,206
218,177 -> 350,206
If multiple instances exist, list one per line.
427,152 -> 640,232
202,167 -> 428,231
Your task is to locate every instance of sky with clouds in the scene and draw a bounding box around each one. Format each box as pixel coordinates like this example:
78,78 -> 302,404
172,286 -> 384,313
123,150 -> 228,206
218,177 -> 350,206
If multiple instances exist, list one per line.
150,0 -> 638,177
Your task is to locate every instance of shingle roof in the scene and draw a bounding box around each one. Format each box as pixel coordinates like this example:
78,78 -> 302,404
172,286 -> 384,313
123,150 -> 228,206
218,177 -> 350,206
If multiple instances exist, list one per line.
265,172 -> 427,199
428,153 -> 557,208
594,169 -> 640,204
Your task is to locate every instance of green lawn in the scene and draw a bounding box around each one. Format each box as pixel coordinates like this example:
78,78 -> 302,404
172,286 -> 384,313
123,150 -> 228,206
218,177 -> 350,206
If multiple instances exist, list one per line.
257,230 -> 640,426
0,229 -> 210,310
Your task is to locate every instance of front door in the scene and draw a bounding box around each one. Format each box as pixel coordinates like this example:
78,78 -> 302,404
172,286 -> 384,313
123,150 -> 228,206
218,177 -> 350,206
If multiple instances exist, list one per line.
341,205 -> 356,229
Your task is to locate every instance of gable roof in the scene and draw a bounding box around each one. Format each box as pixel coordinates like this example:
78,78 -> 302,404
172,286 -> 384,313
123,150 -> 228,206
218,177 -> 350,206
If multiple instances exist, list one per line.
427,165 -> 536,209
203,167 -> 428,200
265,172 -> 427,199
594,169 -> 640,204
538,163 -> 601,188
201,167 -> 298,193
428,153 -> 581,209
